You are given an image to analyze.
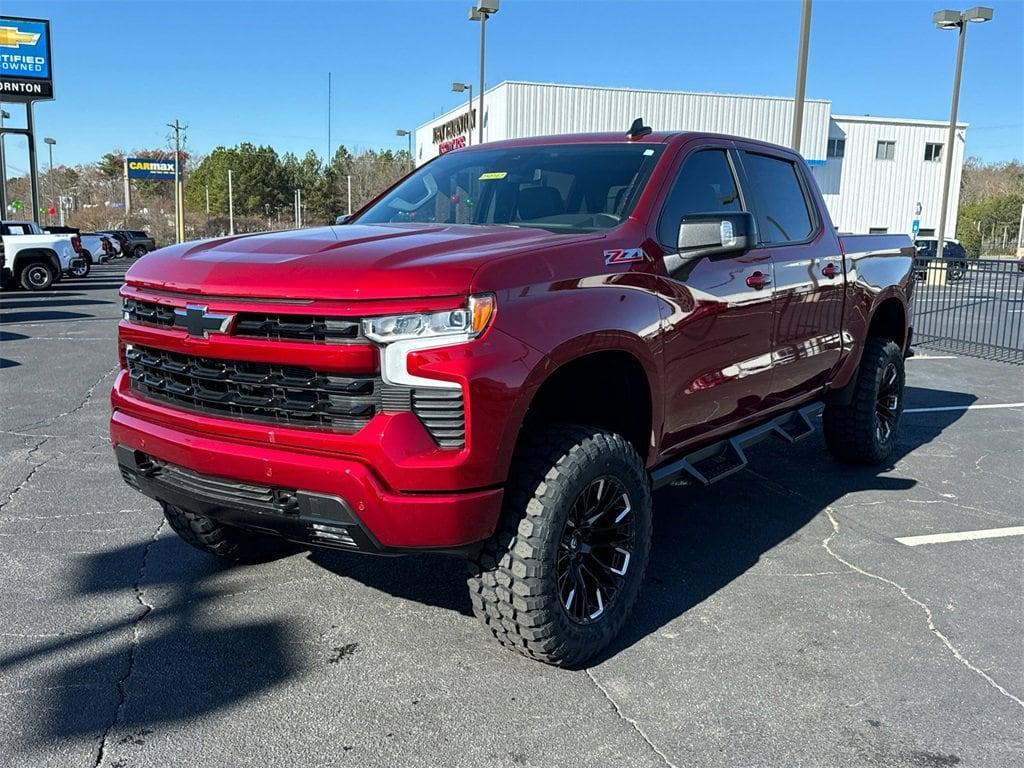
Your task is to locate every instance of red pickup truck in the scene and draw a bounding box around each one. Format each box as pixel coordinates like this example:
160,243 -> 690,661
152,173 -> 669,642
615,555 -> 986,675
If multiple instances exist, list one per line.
112,126 -> 914,666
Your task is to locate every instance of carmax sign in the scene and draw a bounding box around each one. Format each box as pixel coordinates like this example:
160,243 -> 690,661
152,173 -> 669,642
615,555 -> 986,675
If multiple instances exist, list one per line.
126,158 -> 177,181
0,16 -> 53,101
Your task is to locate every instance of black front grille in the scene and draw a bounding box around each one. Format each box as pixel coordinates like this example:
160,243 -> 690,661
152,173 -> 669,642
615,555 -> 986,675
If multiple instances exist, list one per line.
126,345 -> 380,431
412,388 -> 466,448
234,313 -> 363,343
123,298 -> 175,327
123,298 -> 363,343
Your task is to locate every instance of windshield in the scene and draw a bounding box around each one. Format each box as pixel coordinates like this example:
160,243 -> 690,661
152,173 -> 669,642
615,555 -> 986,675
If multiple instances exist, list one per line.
354,144 -> 664,233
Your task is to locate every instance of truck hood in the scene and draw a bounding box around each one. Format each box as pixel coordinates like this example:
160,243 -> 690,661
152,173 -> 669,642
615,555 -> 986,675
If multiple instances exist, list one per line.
125,223 -> 598,300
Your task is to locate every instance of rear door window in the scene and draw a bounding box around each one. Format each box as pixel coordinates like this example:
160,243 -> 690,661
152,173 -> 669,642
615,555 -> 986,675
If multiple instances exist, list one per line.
741,152 -> 815,244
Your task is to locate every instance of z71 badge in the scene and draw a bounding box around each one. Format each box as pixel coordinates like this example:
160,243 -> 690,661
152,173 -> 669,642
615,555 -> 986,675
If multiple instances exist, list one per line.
604,247 -> 648,265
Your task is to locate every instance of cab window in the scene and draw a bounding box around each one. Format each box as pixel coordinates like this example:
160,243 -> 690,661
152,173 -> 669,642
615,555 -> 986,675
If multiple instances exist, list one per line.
658,149 -> 741,249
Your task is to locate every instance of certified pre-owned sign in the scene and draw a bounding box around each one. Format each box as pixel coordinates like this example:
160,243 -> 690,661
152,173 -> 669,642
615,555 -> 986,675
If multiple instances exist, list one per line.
0,16 -> 53,102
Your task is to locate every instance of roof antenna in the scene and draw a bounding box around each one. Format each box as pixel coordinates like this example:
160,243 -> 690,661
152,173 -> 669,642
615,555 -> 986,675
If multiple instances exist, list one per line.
627,117 -> 652,140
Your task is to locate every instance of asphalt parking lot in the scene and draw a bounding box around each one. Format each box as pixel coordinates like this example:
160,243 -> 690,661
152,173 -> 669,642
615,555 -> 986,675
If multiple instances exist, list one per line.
1,262 -> 1022,768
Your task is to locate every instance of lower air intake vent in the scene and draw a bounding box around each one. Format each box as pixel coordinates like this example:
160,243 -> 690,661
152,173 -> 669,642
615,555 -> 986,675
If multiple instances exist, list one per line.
412,388 -> 465,448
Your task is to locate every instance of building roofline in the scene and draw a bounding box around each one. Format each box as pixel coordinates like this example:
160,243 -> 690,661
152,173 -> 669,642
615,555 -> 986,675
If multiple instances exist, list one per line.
498,80 -> 832,105
832,113 -> 969,129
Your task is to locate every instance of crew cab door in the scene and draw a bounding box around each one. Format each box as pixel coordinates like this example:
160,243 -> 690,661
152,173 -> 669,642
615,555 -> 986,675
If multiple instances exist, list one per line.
653,143 -> 775,457
735,148 -> 844,405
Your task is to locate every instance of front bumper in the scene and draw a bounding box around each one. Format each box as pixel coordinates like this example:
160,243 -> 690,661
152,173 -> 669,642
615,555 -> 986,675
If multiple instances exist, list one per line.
111,408 -> 503,553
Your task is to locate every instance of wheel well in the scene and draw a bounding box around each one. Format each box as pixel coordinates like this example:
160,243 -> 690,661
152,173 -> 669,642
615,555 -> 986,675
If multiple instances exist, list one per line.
523,351 -> 652,460
13,249 -> 60,274
867,298 -> 906,348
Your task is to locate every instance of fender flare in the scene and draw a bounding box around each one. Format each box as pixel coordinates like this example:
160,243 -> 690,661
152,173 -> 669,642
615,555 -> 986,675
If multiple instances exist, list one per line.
12,248 -> 61,275
495,330 -> 663,472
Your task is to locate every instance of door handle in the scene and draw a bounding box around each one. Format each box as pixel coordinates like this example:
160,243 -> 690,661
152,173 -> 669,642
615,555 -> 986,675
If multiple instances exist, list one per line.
745,271 -> 771,290
821,263 -> 839,279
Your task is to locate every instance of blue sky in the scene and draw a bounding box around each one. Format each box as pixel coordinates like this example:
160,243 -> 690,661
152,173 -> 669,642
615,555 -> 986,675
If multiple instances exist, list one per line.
2,0 -> 1021,172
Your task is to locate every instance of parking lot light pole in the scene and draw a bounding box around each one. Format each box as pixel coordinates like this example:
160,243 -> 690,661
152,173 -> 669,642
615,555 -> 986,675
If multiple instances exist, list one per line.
227,169 -> 234,235
933,6 -> 993,260
395,129 -> 413,168
791,0 -> 812,151
44,137 -> 56,224
469,1 -> 498,145
451,82 -> 473,145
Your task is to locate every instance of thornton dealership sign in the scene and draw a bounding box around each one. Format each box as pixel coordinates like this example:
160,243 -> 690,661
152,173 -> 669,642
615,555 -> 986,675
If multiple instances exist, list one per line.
433,109 -> 476,154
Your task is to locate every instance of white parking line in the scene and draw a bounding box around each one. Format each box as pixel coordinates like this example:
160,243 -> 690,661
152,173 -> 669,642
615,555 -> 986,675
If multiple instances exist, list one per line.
907,355 -> 958,360
904,402 -> 1024,413
896,526 -> 1024,547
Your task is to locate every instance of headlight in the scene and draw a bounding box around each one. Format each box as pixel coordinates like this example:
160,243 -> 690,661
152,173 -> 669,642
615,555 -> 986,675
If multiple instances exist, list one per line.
363,293 -> 495,343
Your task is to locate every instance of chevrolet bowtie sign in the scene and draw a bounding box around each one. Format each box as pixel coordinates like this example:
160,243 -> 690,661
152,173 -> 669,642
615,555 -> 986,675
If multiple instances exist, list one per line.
0,16 -> 53,102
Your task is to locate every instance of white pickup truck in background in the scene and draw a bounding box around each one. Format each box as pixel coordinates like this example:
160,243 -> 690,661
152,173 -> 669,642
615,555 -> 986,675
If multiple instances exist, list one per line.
0,220 -> 87,291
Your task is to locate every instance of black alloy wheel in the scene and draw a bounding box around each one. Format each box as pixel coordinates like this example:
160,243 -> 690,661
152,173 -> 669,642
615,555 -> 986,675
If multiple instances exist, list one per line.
557,476 -> 634,624
875,362 -> 901,444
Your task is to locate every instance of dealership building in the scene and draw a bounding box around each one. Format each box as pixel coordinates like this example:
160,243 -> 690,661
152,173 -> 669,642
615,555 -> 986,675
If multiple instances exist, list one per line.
415,81 -> 967,238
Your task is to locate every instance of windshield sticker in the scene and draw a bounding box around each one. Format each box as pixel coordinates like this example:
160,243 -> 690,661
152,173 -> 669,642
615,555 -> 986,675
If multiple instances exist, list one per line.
479,171 -> 508,180
604,247 -> 648,265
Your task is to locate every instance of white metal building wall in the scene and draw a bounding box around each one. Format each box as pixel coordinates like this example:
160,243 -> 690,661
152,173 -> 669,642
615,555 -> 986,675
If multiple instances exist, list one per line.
416,81 -> 830,164
811,115 -> 966,237
501,81 -> 831,162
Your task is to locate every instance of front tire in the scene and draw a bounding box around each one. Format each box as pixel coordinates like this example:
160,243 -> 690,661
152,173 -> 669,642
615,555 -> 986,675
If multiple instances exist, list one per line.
133,245 -> 147,258
467,425 -> 652,666
20,262 -> 56,291
824,338 -> 905,465
162,503 -> 297,563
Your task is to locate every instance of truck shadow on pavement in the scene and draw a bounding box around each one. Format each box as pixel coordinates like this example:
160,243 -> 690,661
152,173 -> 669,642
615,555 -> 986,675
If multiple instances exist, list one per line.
2,537 -> 303,750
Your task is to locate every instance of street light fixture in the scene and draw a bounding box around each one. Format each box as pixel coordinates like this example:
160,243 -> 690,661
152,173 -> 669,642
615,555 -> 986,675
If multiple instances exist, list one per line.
468,1 -> 498,145
44,137 -> 56,223
395,129 -> 413,166
452,82 -> 474,145
932,7 -> 993,260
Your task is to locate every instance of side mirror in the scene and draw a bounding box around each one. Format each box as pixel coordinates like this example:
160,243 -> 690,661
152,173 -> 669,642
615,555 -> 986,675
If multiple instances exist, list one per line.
665,211 -> 757,275
335,214 -> 350,225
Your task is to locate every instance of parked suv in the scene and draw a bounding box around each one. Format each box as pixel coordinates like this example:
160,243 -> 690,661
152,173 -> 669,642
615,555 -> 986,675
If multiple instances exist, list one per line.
103,229 -> 156,258
112,128 -> 914,665
914,237 -> 968,281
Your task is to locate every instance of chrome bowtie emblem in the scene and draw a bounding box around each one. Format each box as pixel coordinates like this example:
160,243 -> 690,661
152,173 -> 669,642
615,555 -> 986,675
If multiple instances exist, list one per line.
173,304 -> 233,338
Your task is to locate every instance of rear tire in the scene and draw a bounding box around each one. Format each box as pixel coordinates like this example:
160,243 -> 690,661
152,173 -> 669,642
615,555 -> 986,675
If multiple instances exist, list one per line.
70,258 -> 91,278
467,425 -> 652,667
824,338 -> 905,465
133,245 -> 147,258
19,262 -> 56,291
162,503 -> 297,563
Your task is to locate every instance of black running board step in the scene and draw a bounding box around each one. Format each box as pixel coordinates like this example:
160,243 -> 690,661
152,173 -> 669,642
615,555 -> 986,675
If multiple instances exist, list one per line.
650,402 -> 824,489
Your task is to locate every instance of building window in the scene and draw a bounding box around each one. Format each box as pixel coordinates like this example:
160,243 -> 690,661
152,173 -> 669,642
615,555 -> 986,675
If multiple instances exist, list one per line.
924,143 -> 943,162
869,227 -> 888,234
827,138 -> 845,158
876,141 -> 896,161
918,228 -> 935,237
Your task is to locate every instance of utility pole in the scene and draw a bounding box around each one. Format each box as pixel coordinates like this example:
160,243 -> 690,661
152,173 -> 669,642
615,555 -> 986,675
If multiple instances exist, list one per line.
346,175 -> 352,216
328,71 -> 332,161
205,184 -> 210,214
227,169 -> 234,235
123,157 -> 131,219
791,0 -> 812,151
167,119 -> 187,243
